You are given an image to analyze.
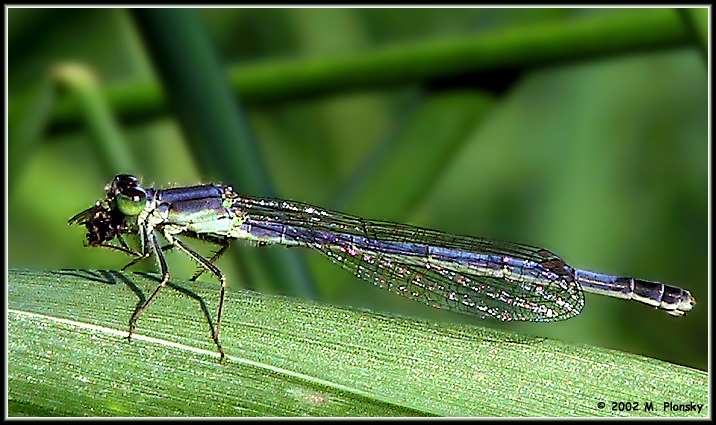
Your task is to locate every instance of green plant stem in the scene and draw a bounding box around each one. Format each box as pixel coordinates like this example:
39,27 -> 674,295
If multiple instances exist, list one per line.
677,8 -> 708,58
50,63 -> 138,174
47,9 -> 693,136
130,9 -> 316,299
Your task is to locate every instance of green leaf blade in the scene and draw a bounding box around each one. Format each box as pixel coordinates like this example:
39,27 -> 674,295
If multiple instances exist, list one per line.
8,269 -> 708,417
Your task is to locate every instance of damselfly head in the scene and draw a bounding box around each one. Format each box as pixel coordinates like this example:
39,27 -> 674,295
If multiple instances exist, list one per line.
69,174 -> 142,246
106,174 -> 141,195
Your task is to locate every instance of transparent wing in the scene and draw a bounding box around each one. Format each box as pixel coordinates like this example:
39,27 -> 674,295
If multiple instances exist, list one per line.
237,198 -> 585,322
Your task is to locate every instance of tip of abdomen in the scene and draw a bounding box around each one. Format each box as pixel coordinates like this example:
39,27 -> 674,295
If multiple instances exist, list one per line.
631,279 -> 696,316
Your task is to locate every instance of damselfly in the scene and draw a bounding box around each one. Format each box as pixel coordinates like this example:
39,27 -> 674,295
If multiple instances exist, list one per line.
69,174 -> 696,358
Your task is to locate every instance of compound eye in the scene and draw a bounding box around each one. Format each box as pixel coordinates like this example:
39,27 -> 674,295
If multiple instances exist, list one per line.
115,174 -> 140,188
107,174 -> 141,193
116,187 -> 147,216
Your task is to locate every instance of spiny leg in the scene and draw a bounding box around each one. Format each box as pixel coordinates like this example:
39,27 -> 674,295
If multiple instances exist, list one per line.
127,230 -> 170,342
91,235 -> 144,258
189,240 -> 230,282
171,236 -> 227,359
121,243 -> 175,272
93,231 -> 159,272
173,232 -> 231,282
90,237 -> 155,272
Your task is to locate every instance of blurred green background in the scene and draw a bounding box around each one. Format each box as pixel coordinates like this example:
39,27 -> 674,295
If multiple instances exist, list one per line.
8,8 -> 707,371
